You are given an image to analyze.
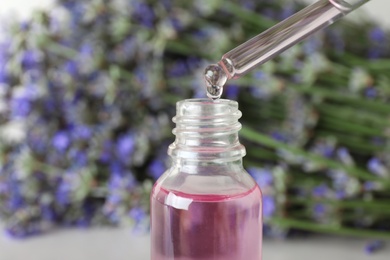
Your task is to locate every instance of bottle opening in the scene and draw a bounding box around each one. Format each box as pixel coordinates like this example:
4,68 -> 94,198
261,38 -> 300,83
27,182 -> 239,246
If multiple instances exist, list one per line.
174,98 -> 242,125
169,98 -> 245,161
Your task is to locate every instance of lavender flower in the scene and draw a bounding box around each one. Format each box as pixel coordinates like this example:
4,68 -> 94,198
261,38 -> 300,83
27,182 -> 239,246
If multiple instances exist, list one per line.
148,159 -> 166,180
167,60 -> 189,77
68,148 -> 88,167
365,240 -> 385,254
21,50 -> 43,70
312,203 -> 327,220
116,133 -> 135,164
364,87 -> 378,99
8,186 -> 24,211
248,167 -> 273,188
132,2 -> 155,28
225,84 -> 240,100
99,140 -> 114,163
129,207 -> 146,223
262,195 -> 276,219
312,184 -> 330,198
367,158 -> 388,178
336,147 -> 354,166
368,27 -> 387,59
10,94 -> 32,119
63,60 -> 79,77
326,28 -> 345,53
0,42 -> 9,84
52,131 -> 70,152
71,125 -> 92,140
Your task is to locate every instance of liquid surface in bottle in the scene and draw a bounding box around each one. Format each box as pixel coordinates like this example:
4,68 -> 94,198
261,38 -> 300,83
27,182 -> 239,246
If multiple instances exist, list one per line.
151,184 -> 262,260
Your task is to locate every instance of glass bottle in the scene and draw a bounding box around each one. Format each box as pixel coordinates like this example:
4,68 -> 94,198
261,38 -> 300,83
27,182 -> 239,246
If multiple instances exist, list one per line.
150,99 -> 262,260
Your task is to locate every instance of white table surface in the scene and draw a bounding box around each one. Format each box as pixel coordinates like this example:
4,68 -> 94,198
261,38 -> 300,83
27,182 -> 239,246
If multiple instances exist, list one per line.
0,226 -> 389,260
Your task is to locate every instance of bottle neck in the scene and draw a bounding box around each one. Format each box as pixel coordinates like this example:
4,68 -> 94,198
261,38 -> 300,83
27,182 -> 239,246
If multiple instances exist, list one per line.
168,99 -> 246,163
170,158 -> 245,174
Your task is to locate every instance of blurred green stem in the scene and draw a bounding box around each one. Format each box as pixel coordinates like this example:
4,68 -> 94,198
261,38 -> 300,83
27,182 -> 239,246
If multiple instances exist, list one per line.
240,126 -> 387,184
290,198 -> 390,214
271,217 -> 390,239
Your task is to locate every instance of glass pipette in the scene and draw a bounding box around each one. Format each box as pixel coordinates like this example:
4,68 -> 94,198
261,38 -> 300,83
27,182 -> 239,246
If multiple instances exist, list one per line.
204,0 -> 372,99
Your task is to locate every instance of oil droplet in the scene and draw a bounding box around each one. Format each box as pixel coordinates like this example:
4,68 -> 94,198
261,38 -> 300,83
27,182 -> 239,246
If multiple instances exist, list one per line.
204,64 -> 227,100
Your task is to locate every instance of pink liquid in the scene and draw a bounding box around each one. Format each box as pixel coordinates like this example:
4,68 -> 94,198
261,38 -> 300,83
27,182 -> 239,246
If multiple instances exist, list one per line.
151,185 -> 262,260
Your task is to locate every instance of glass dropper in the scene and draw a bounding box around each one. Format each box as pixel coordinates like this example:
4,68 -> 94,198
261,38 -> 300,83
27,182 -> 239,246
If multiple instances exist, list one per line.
204,0 -> 372,99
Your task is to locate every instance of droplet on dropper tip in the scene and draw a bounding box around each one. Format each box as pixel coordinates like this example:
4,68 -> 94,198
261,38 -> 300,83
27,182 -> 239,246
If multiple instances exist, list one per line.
206,84 -> 222,100
204,64 -> 227,100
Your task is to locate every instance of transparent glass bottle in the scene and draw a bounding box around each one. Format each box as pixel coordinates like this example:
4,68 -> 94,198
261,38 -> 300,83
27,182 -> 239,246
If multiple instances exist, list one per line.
150,99 -> 263,260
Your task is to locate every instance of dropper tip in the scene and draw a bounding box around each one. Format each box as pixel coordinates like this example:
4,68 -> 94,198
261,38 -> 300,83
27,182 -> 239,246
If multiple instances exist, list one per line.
204,64 -> 227,100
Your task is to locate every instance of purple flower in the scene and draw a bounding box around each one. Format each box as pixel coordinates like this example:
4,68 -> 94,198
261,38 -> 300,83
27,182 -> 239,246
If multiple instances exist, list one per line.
129,207 -> 148,233
44,98 -> 57,111
63,1 -> 85,21
133,2 -> 155,28
21,50 -> 42,70
5,225 -> 30,239
327,29 -> 345,53
63,60 -> 79,77
79,43 -> 94,57
148,159 -> 165,179
367,158 -> 388,177
8,191 -> 24,211
168,61 -> 189,77
116,134 -> 135,162
365,240 -> 385,254
248,167 -> 273,188
68,148 -> 88,167
41,205 -> 57,222
263,195 -> 276,218
336,147 -> 353,166
56,180 -> 72,206
312,141 -> 334,158
72,125 -> 92,140
10,85 -> 38,118
368,48 -> 383,59
271,131 -> 290,143
129,207 -> 146,223
27,125 -> 49,154
328,170 -> 349,190
262,8 -> 276,20
0,182 -> 8,195
106,192 -> 122,205
364,87 -> 378,99
0,66 -> 7,83
242,0 -> 255,10
134,66 -> 149,86
52,131 -> 70,152
303,36 -> 322,55
313,203 -> 326,219
110,37 -> 137,63
170,17 -> 184,31
0,42 -> 9,83
368,27 -> 387,59
335,189 -> 346,199
109,163 -> 137,190
100,140 -> 113,163
10,95 -> 31,118
104,209 -> 120,224
75,217 -> 90,228
363,181 -> 381,192
280,4 -> 295,20
225,84 -> 240,100
312,184 -> 329,198
369,27 -> 386,42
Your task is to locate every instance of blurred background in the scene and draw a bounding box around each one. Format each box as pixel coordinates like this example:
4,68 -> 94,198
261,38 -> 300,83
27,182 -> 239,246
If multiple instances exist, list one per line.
1,0 -> 390,259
